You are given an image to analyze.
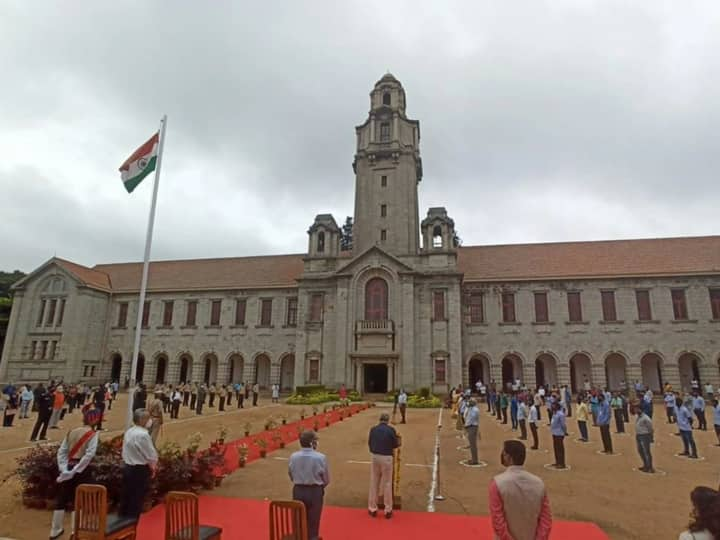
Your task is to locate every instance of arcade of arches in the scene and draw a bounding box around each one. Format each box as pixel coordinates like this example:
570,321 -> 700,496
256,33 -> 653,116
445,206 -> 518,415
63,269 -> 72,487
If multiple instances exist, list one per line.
108,351 -> 297,390
465,351 -> 712,393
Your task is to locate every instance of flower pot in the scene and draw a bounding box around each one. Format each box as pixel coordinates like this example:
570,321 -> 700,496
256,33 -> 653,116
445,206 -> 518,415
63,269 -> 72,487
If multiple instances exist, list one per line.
244,431 -> 250,437
238,459 -> 246,468
282,420 -> 286,425
218,438 -> 225,445
300,415 -> 305,420
280,442 -> 285,448
259,450 -> 267,458
325,422 -> 330,427
215,476 -> 223,487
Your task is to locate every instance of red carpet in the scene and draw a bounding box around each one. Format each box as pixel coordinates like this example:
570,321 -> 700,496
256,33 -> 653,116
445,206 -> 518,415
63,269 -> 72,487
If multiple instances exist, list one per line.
138,496 -> 609,539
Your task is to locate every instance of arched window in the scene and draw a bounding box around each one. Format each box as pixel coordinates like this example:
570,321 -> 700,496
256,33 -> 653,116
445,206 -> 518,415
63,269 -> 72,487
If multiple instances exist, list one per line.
365,278 -> 388,320
382,92 -> 391,105
317,231 -> 325,253
432,225 -> 443,248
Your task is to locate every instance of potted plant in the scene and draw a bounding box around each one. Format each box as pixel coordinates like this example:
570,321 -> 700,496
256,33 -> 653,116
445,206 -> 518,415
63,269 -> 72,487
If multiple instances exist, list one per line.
296,424 -> 304,438
186,432 -> 203,456
238,444 -> 249,468
243,422 -> 252,437
323,405 -> 330,414
325,414 -> 331,427
313,420 -> 320,432
264,416 -> 278,431
272,430 -> 285,449
299,408 -> 307,420
238,444 -> 249,467
255,438 -> 268,458
217,424 -> 229,445
279,413 -> 288,425
312,405 -> 319,416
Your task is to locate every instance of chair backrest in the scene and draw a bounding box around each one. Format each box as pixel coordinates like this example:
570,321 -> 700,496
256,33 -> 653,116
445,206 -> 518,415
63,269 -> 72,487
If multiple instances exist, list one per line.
165,491 -> 199,540
74,484 -> 108,540
269,500 -> 307,540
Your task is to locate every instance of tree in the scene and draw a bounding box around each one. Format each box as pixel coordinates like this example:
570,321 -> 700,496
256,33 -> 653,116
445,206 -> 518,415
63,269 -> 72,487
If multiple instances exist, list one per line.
340,216 -> 353,251
0,270 -> 25,360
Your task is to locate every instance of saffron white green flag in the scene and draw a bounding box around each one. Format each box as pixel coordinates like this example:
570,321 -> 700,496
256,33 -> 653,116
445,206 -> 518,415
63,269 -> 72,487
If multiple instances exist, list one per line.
119,132 -> 159,193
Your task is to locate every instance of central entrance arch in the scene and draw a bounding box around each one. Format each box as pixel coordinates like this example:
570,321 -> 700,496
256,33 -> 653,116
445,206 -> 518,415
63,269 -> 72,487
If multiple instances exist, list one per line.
280,354 -> 295,391
535,354 -> 558,388
605,353 -> 627,392
468,355 -> 490,387
179,354 -> 193,383
501,354 -> 522,389
363,364 -> 388,393
255,354 -> 271,388
110,354 -> 122,382
569,353 -> 592,393
154,354 -> 168,384
640,353 -> 663,393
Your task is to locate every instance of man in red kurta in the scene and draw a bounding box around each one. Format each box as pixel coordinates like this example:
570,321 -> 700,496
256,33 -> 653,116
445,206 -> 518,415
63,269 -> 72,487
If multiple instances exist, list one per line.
488,440 -> 552,540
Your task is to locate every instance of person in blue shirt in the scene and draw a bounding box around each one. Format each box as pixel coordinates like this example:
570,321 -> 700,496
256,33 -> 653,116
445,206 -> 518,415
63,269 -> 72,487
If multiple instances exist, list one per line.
713,399 -> 720,446
693,393 -> 707,431
550,402 -> 567,468
597,394 -> 613,454
664,392 -> 677,424
510,394 -> 519,430
676,397 -> 698,458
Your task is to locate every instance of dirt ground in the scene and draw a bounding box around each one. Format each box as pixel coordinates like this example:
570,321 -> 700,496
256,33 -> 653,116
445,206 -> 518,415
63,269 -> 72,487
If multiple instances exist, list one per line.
0,395 -> 717,539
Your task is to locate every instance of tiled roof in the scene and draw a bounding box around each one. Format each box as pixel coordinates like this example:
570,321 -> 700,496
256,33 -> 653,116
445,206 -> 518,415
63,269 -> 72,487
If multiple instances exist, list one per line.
50,235 -> 720,293
54,258 -> 112,291
93,254 -> 305,293
457,235 -> 720,282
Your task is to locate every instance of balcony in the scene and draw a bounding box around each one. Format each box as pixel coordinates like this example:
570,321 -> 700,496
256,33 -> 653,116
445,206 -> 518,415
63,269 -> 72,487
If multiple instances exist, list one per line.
355,320 -> 395,353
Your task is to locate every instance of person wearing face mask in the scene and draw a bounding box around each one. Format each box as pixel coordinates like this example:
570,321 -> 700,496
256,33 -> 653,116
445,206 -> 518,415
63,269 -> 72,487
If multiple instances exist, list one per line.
119,409 -> 158,520
288,431 -> 330,540
488,440 -> 553,540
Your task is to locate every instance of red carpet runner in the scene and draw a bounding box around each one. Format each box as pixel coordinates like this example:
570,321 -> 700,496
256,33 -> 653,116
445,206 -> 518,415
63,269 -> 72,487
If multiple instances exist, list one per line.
138,496 -> 609,539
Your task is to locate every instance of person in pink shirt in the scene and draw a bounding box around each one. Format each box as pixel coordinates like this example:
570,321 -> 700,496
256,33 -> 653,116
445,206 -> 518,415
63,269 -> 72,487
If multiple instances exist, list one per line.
488,440 -> 552,540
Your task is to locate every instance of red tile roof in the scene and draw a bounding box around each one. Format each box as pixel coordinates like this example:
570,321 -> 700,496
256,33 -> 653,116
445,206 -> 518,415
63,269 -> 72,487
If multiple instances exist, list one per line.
52,235 -> 720,293
457,235 -> 720,282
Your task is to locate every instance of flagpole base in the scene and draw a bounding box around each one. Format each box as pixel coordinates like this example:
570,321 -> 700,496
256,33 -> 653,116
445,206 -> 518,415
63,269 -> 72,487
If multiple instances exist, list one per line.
434,495 -> 445,501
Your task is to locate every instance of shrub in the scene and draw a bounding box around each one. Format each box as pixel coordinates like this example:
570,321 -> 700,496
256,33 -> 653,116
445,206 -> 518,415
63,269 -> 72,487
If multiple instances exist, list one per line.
286,390 -> 363,405
294,385 -> 326,396
407,394 -> 442,408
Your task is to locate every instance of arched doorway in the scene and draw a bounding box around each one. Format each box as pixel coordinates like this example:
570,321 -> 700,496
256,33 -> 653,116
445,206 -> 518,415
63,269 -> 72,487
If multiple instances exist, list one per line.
468,355 -> 490,387
228,354 -> 244,384
640,353 -> 663,393
110,354 -> 122,382
155,354 -> 168,384
604,353 -> 627,391
256,354 -> 271,388
535,354 -> 558,388
569,353 -> 592,393
135,354 -> 145,382
203,354 -> 218,384
678,353 -> 701,392
365,278 -> 389,320
280,354 -> 295,391
178,354 -> 192,383
501,354 -> 522,389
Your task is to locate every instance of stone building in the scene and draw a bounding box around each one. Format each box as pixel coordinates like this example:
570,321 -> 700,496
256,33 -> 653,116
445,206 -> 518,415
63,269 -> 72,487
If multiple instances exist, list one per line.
2,74 -> 720,395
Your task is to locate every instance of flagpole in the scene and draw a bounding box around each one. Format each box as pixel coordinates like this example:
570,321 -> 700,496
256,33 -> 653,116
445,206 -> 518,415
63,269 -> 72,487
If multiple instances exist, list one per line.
126,115 -> 167,428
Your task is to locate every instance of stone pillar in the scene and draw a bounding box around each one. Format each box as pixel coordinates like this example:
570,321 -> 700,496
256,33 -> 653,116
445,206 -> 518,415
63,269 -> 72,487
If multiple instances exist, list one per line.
557,362 -> 571,388
523,362 -> 536,390
592,362 -> 607,389
664,362 -> 681,391
245,358 -> 257,385
270,361 -> 281,386
217,359 -> 231,385
626,362 -> 642,389
700,359 -> 719,389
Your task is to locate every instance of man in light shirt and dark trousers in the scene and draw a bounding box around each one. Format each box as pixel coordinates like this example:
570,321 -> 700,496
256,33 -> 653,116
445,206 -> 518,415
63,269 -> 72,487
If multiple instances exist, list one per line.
463,399 -> 480,465
367,413 -> 400,519
633,400 -> 655,473
550,402 -> 567,469
397,389 -> 408,424
288,430 -> 330,540
119,409 -> 158,519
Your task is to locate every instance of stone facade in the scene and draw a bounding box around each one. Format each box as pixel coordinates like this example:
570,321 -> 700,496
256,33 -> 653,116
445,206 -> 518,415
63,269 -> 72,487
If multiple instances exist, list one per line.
2,75 -> 719,395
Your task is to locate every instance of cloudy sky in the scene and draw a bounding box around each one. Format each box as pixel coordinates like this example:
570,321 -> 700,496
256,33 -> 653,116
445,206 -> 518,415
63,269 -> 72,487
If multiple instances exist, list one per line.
2,1 -> 719,273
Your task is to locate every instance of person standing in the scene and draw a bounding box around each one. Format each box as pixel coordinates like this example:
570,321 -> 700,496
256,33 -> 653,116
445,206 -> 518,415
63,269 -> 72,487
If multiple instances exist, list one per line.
171,387 -> 182,419
132,383 -> 147,412
48,386 -> 65,429
510,394 -> 519,431
196,384 -> 207,415
252,382 -> 260,406
564,385 -> 572,418
119,409 -> 158,520
693,393 -> 707,431
597,394 -> 614,454
576,396 -> 590,442
665,391 -> 677,423
288,431 -> 330,540
713,399 -> 720,447
20,385 -> 33,419
517,398 -> 528,440
48,405 -> 101,539
550,402 -> 567,469
488,440 -> 553,540
271,384 -> 280,404
367,413 -> 400,519
611,392 -> 625,434
678,487 -> 720,540
218,385 -> 227,412
499,392 -> 509,424
190,382 -> 198,411
704,382 -> 715,401
529,400 -> 540,450
91,385 -> 106,431
633,400 -> 655,473
208,383 -> 217,408
226,383 -> 233,407
147,390 -> 164,445
236,382 -> 244,409
397,389 -> 408,424
30,385 -> 53,441
182,382 -> 190,407
676,397 -> 699,459
463,398 -> 480,465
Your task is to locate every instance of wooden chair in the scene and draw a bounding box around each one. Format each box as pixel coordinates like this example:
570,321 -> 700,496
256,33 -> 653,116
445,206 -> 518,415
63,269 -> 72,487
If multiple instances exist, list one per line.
269,500 -> 308,540
73,484 -> 138,540
165,491 -> 222,540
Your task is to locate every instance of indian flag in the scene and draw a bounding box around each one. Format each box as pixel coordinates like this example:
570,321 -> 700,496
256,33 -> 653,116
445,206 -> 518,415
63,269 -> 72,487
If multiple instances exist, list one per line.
119,132 -> 159,193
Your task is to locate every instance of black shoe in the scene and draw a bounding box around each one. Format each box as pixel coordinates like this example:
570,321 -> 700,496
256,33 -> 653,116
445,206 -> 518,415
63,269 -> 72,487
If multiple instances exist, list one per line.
638,466 -> 648,472
385,511 -> 393,519
689,454 -> 699,459
530,446 -> 538,450
678,452 -> 690,456
368,510 -> 377,518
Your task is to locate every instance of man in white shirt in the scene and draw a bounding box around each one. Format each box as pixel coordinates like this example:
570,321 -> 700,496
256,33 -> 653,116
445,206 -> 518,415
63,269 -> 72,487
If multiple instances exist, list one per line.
528,402 -> 539,450
517,398 -> 528,441
397,389 -> 408,424
119,409 -> 158,519
705,382 -> 715,400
